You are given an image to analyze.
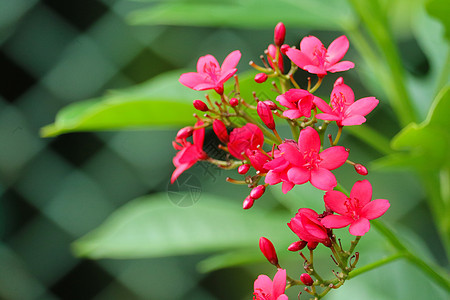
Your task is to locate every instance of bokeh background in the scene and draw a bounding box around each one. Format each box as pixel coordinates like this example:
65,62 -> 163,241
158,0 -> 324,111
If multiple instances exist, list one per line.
0,0 -> 448,299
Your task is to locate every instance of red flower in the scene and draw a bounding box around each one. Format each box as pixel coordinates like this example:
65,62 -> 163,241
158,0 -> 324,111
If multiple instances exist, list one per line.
285,35 -> 354,76
264,127 -> 348,191
171,121 -> 208,183
288,208 -> 330,245
321,180 -> 390,236
253,269 -> 288,300
267,44 -> 285,73
227,123 -> 264,160
179,50 -> 241,93
314,78 -> 379,126
276,89 -> 316,119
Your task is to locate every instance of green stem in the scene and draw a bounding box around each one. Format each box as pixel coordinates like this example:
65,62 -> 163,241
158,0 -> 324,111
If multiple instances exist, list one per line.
347,252 -> 404,279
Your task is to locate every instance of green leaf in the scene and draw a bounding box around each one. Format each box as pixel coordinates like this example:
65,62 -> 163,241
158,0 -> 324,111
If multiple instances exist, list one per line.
426,0 -> 450,42
72,193 -> 290,259
128,0 -> 355,30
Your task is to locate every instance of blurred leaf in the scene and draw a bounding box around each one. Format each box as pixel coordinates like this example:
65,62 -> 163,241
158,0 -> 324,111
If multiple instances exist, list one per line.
128,0 -> 355,30
72,193 -> 290,259
374,86 -> 450,170
426,0 -> 450,42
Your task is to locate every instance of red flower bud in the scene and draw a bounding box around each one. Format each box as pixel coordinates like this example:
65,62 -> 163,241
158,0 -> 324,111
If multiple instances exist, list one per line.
250,185 -> 266,200
257,101 -> 276,130
263,100 -> 278,110
259,237 -> 279,266
354,163 -> 368,176
300,273 -> 314,286
212,119 -> 229,143
280,44 -> 290,54
287,240 -> 307,251
254,73 -> 268,83
243,196 -> 254,209
193,100 -> 208,111
229,97 -> 239,107
307,241 -> 318,251
238,164 -> 250,174
274,22 -> 286,46
334,77 -> 344,87
176,126 -> 194,139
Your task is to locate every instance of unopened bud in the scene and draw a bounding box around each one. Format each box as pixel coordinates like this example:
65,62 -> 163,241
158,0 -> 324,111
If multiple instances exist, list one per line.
307,241 -> 318,251
334,77 -> 344,87
229,97 -> 239,107
257,101 -> 276,130
300,273 -> 314,286
176,126 -> 194,139
288,240 -> 307,251
259,237 -> 279,266
212,120 -> 229,143
263,100 -> 278,110
280,44 -> 290,54
354,163 -> 368,176
274,22 -> 286,46
254,73 -> 268,83
243,196 -> 254,210
193,100 -> 208,111
250,185 -> 266,200
238,164 -> 250,174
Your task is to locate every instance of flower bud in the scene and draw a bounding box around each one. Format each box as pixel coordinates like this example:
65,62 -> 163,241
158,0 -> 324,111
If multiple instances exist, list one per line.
354,163 -> 368,176
274,22 -> 286,46
257,101 -> 276,130
193,100 -> 208,111
263,100 -> 278,110
259,237 -> 279,266
238,164 -> 250,174
229,97 -> 239,107
250,185 -> 266,200
243,196 -> 254,209
254,73 -> 268,83
212,119 -> 229,143
307,241 -> 318,251
176,126 -> 194,139
287,240 -> 307,252
334,77 -> 344,87
280,44 -> 290,54
300,273 -> 314,286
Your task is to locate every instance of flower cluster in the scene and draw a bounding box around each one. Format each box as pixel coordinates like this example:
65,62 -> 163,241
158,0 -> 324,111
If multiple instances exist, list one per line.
172,22 -> 390,299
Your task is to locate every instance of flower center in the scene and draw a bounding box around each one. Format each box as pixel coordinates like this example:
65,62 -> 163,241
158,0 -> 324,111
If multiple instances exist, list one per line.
203,61 -> 221,82
330,92 -> 350,114
344,197 -> 361,219
312,45 -> 328,67
253,290 -> 271,300
303,149 -> 322,170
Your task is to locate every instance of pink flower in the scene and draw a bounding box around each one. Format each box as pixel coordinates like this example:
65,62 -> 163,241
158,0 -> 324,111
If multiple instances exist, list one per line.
227,123 -> 264,160
267,44 -> 285,73
288,208 -> 331,245
276,89 -> 316,119
253,269 -> 288,300
314,78 -> 379,126
264,127 -> 349,191
179,50 -> 241,93
171,121 -> 208,183
321,180 -> 390,236
285,35 -> 354,76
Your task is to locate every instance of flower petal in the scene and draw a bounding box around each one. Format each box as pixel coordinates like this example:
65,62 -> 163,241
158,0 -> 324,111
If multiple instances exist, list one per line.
221,50 -> 241,72
277,295 -> 289,300
217,68 -> 237,85
331,83 -> 355,104
341,115 -> 366,126
279,142 -> 303,166
310,168 -> 337,191
350,180 -> 372,207
285,48 -> 313,68
272,269 -> 287,297
179,72 -> 208,89
323,190 -> 350,215
300,36 -> 324,58
326,35 -> 349,65
193,120 -> 205,146
287,166 -> 310,184
265,170 -> 281,185
282,181 -> 295,194
254,274 -> 273,295
360,199 -> 390,220
283,109 -> 303,119
303,64 -> 327,75
315,113 -> 341,121
345,97 -> 379,117
313,96 -> 333,114
298,127 -> 321,153
327,60 -> 355,73
197,54 -> 219,73
321,215 -> 353,228
349,218 -> 371,236
319,146 -> 348,170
